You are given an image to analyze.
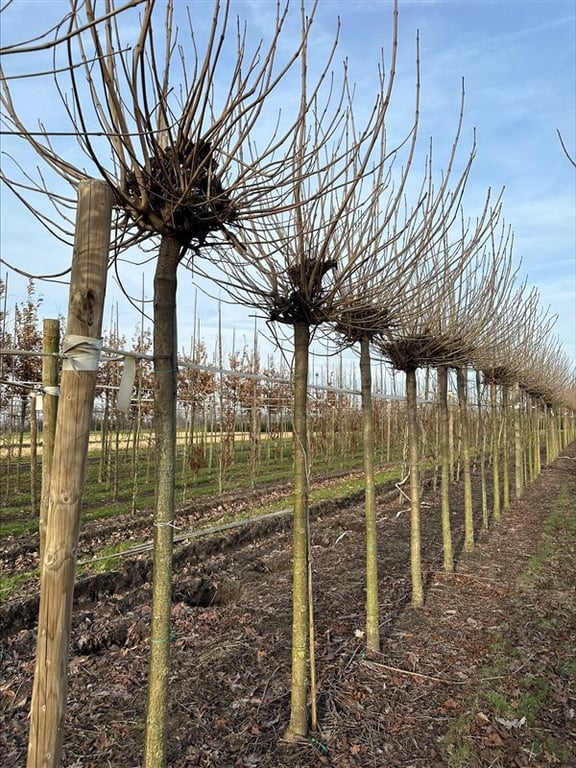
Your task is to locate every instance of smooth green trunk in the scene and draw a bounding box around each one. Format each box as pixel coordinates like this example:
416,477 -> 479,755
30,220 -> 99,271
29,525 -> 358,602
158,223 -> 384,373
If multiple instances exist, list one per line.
501,385 -> 510,510
533,406 -> 541,478
513,383 -> 524,499
476,371 -> 489,530
284,321 -> 311,742
143,235 -> 181,768
360,336 -> 380,651
456,368 -> 474,552
438,366 -> 454,572
406,369 -> 424,608
490,381 -> 501,521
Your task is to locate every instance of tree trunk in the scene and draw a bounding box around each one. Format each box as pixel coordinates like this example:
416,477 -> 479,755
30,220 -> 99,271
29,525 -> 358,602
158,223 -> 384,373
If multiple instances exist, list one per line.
17,394 -> 26,488
533,405 -> 541,477
544,408 -> 550,464
284,321 -> 311,742
27,179 -> 112,768
113,419 -> 121,502
490,381 -> 501,521
250,397 -> 260,487
513,382 -> 524,499
131,374 -> 144,514
456,368 -> 474,552
98,390 -> 109,483
546,406 -> 558,464
529,404 -> 536,479
359,336 -> 380,651
501,385 -> 510,510
475,374 -> 489,530
143,234 -> 181,768
438,366 -> 454,572
448,399 -> 455,482
406,368 -> 424,608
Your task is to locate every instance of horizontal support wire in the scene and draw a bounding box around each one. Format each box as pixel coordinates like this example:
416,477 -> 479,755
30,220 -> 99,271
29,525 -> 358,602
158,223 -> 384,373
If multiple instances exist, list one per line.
1,343 -> 422,401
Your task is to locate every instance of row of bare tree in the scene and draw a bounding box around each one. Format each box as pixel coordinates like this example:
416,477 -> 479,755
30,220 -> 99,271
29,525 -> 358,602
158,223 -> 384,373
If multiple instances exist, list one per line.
1,1 -> 574,766
3,282 -> 571,514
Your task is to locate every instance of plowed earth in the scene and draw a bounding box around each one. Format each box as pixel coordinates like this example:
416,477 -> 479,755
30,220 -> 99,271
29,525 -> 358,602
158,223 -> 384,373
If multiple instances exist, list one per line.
1,444 -> 575,768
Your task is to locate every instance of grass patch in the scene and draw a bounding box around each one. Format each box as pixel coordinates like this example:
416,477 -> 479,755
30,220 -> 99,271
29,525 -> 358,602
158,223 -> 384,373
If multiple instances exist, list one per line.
520,484 -> 574,590
0,518 -> 38,537
166,466 -> 403,536
442,720 -> 475,768
0,463 -> 404,599
83,541 -> 136,573
0,569 -> 38,603
1,434 -> 388,537
484,690 -> 513,717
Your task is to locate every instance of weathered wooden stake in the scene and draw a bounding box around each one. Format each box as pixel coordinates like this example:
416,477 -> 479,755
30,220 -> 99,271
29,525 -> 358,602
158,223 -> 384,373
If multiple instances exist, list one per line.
39,318 -> 61,562
27,179 -> 112,768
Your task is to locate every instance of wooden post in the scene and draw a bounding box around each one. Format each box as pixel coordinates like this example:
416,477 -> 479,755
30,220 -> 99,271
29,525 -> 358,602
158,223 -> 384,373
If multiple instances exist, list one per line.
27,180 -> 113,768
39,318 -> 61,562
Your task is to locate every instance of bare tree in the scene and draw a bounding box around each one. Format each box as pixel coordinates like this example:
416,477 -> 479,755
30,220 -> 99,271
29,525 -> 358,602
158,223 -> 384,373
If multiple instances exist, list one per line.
376,192 -> 503,606
8,281 -> 44,486
199,1 -> 437,739
0,0 -> 147,56
1,1 -> 350,764
436,220 -> 517,551
474,285 -> 553,501
332,78 -> 483,647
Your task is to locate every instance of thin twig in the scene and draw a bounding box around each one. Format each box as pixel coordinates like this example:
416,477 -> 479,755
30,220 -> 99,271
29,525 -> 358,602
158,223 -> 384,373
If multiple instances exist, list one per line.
361,658 -> 466,685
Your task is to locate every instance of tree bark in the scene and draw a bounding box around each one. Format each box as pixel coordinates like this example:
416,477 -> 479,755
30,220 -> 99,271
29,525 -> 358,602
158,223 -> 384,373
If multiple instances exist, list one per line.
143,234 -> 181,768
456,367 -> 474,552
406,368 -> 424,608
284,321 -> 311,742
501,385 -> 510,510
438,366 -> 454,572
533,405 -> 541,477
490,381 -> 501,521
360,336 -> 380,651
513,382 -> 524,499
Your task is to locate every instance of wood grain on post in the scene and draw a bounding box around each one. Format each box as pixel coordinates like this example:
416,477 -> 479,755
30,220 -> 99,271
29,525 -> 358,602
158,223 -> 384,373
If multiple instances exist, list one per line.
27,180 -> 113,768
39,318 -> 60,562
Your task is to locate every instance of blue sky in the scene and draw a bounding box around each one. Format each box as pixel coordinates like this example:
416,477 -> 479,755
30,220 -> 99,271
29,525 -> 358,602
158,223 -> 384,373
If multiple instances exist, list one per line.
1,0 -> 575,376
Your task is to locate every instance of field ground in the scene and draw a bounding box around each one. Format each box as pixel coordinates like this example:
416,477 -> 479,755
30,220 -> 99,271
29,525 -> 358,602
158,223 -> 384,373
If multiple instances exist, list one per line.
0,429 -> 294,460
1,443 -> 575,767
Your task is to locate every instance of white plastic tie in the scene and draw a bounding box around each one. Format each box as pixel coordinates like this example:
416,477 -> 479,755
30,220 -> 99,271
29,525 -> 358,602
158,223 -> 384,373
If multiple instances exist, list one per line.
117,355 -> 136,413
62,335 -> 103,372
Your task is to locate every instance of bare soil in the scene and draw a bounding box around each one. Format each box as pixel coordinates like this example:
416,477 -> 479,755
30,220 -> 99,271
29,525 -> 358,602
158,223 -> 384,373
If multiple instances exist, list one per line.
1,445 -> 575,768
